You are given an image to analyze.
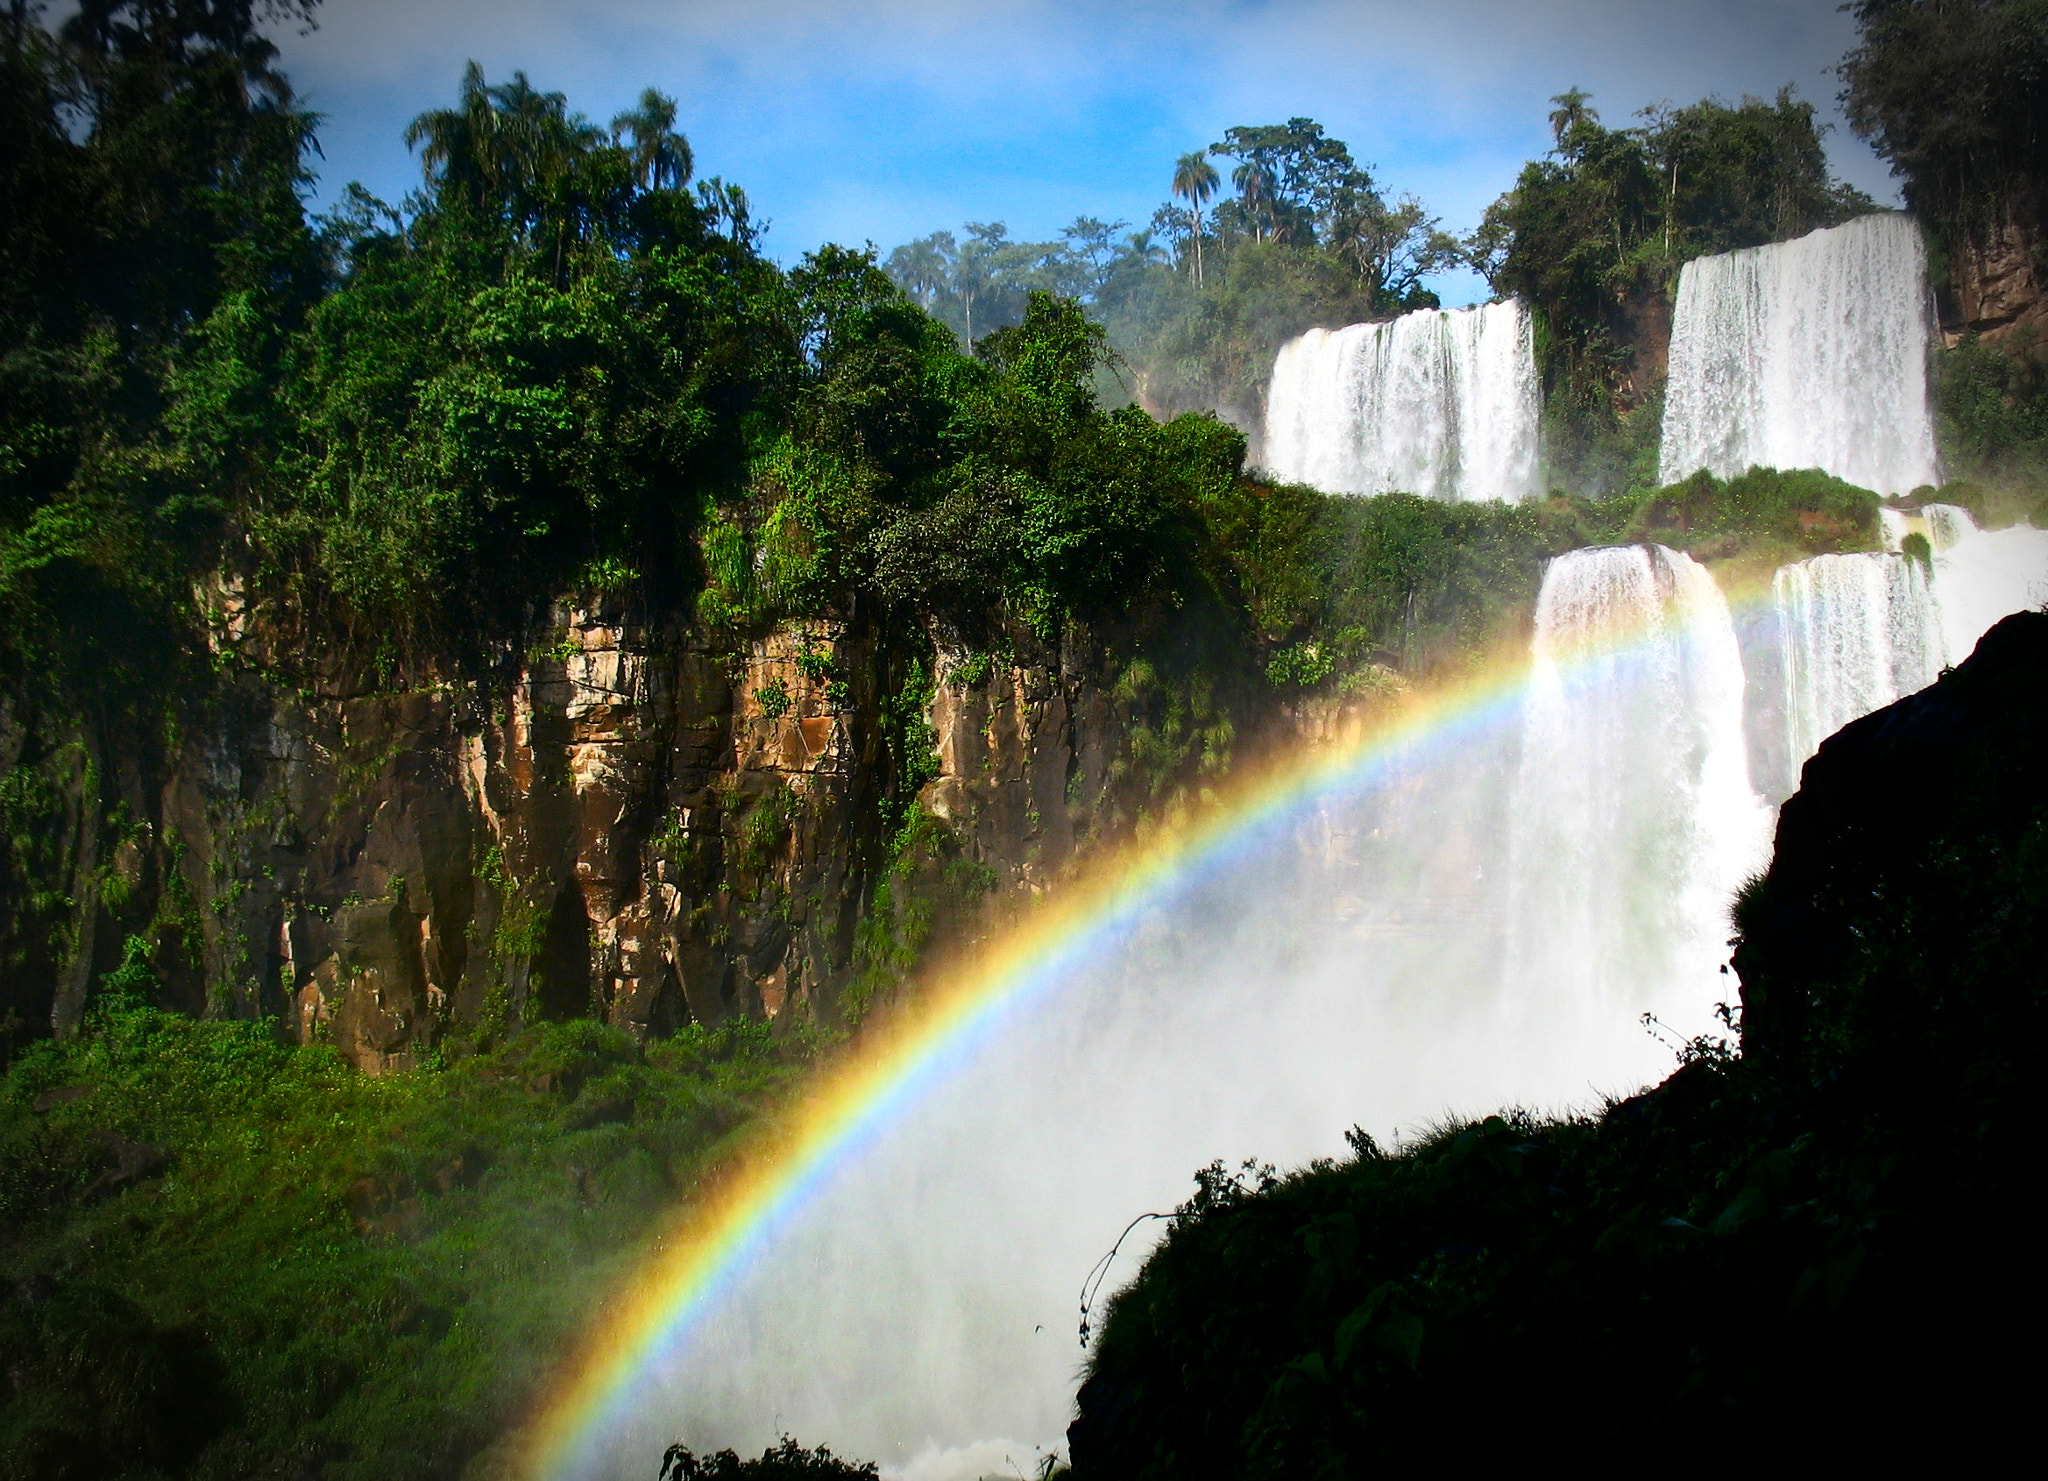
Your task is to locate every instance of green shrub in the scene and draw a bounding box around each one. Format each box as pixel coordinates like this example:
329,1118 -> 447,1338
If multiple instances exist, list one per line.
658,1437 -> 877,1480
0,1002 -> 802,1481
1264,643 -> 1334,689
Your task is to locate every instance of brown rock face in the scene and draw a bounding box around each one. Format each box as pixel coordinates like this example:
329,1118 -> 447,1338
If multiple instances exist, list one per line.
2,600 -> 1268,1071
257,609 -> 892,1065
1942,208 -> 2048,353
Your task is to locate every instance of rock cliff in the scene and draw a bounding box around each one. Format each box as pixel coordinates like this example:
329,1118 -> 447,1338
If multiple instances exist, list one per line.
1940,204 -> 2048,354
0,598 -> 1271,1071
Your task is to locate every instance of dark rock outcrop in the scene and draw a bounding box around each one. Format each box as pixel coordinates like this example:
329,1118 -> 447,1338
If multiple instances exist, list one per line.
1734,607 -> 2048,1088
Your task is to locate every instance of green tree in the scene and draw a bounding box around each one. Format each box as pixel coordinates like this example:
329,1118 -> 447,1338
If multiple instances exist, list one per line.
1840,0 -> 2048,246
884,231 -> 956,313
1173,151 -> 1221,287
611,86 -> 691,192
403,62 -> 627,282
1,0 -> 322,691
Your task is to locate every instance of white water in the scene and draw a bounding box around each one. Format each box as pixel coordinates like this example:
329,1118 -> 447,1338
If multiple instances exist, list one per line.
1263,300 -> 1541,502
1659,213 -> 1940,495
1773,553 -> 1944,775
588,546 -> 1769,1481
1757,503 -> 2048,799
1928,505 -> 2048,663
1507,547 -> 1771,1015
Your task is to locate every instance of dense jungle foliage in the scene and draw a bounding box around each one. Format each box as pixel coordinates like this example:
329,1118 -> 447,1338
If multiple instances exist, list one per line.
1840,0 -> 2048,252
1069,610 -> 2048,1475
0,4 -> 1555,701
884,118 -> 1458,423
1,1 -> 2044,1477
0,1007 -> 806,1480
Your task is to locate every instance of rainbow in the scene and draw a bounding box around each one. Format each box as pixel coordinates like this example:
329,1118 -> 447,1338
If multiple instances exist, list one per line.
516,565 -> 1776,1481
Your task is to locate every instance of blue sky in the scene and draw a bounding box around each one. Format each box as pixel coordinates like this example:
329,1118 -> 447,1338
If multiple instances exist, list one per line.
277,0 -> 1900,306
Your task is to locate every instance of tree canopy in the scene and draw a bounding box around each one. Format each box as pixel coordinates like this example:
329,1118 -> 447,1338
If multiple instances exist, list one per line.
1841,0 -> 2048,243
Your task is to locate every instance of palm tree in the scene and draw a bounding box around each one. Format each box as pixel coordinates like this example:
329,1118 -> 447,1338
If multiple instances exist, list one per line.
403,61 -> 499,213
610,87 -> 692,192
885,232 -> 955,312
1121,228 -> 1171,269
1547,88 -> 1597,159
483,71 -> 598,218
1172,151 -> 1220,286
1233,157 -> 1278,242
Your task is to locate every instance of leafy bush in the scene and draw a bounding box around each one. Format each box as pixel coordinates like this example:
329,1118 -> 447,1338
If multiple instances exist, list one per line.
0,1004 -> 803,1481
658,1437 -> 877,1480
1935,338 -> 2048,522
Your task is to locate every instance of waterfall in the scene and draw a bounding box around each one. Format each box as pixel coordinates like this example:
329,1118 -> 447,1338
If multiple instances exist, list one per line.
1759,501 -> 2048,795
1659,213 -> 1939,495
1507,546 -> 1771,1011
1927,503 -> 2048,661
1925,503 -> 1978,552
592,547 -> 1770,1481
1878,507 -> 1912,552
567,512 -> 2045,1479
1772,553 -> 1943,781
1263,299 -> 1541,503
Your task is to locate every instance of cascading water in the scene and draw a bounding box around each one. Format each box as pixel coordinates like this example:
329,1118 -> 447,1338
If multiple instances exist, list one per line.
1756,502 -> 2048,796
1506,546 -> 1771,1015
584,546 -> 1769,1481
1772,552 -> 1943,782
1925,504 -> 1977,553
1926,503 -> 2048,664
1263,299 -> 1540,502
1658,213 -> 1940,495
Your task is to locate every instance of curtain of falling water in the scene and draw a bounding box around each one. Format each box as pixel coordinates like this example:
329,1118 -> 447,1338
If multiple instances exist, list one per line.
585,544 -> 1770,1481
1748,503 -> 2048,802
1658,212 -> 1940,496
1263,300 -> 1541,503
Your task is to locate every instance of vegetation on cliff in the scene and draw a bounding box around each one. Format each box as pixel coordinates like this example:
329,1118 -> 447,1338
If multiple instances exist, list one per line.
1845,0 -> 2048,504
1840,0 -> 2047,252
0,1004 -> 805,1478
1069,610 -> 2048,1474
0,4 -> 2039,1477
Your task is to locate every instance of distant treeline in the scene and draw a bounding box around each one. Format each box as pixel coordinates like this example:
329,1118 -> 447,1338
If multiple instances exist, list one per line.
884,0 -> 2048,495
883,95 -> 1869,443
